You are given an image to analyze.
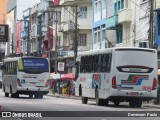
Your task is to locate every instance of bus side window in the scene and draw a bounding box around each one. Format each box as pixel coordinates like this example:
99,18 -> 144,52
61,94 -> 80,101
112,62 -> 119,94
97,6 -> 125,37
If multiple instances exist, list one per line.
101,55 -> 106,72
83,56 -> 86,73
86,56 -> 89,73
80,57 -> 83,73
98,55 -> 101,72
93,55 -> 96,72
106,54 -> 109,72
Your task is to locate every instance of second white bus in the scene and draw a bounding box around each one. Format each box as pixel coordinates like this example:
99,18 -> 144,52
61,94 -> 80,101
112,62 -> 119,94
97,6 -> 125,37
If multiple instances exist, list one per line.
2,57 -> 50,99
75,47 -> 158,107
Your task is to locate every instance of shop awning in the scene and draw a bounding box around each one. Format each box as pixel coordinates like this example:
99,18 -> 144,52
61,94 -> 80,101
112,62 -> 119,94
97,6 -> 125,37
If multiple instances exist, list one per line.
50,72 -> 64,80
61,73 -> 75,80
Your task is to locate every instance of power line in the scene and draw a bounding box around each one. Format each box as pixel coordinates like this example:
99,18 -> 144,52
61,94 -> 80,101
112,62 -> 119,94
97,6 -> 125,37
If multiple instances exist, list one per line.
130,0 -> 148,13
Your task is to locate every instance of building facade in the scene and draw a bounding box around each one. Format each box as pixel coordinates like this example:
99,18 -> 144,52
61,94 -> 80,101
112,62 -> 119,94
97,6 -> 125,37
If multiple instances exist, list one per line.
0,0 -> 7,61
92,0 -> 116,49
58,0 -> 92,73
6,0 -> 41,57
155,2 -> 160,47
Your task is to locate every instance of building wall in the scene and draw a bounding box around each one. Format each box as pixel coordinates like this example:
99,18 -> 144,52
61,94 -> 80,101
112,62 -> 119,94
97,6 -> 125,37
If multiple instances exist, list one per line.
59,2 -> 92,51
0,0 -> 7,24
6,0 -> 41,56
92,0 -> 116,50
16,21 -> 23,53
113,0 -> 150,47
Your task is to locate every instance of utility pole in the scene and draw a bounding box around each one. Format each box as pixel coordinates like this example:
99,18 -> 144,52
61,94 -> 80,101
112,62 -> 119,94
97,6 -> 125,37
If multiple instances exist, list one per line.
149,0 -> 154,48
12,33 -> 14,57
38,15 -> 42,57
54,11 -> 58,74
133,24 -> 136,47
27,20 -> 30,56
74,6 -> 78,65
48,12 -> 51,68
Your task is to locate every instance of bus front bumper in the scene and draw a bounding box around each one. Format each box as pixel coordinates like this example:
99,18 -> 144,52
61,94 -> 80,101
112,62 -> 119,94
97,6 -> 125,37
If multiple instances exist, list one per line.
17,87 -> 49,94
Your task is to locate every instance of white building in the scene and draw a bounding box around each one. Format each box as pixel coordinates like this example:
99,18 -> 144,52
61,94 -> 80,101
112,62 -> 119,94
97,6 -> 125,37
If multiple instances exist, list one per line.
6,0 -> 41,56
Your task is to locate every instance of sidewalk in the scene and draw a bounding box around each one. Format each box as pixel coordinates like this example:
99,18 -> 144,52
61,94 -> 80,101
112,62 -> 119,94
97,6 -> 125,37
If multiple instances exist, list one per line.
47,92 -> 81,100
47,92 -> 160,109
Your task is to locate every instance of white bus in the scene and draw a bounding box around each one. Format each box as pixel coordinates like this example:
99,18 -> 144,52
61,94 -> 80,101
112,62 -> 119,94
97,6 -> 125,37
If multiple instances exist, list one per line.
75,47 -> 158,108
0,62 -> 3,88
2,57 -> 50,99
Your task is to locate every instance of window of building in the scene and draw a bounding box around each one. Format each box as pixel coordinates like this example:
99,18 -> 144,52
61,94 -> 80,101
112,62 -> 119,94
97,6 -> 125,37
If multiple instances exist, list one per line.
121,0 -> 124,9
125,0 -> 129,8
118,1 -> 121,10
78,34 -> 87,46
116,27 -> 123,43
114,3 -> 117,15
94,0 -> 100,14
102,25 -> 106,41
98,31 -> 100,42
79,6 -> 87,19
102,0 -> 106,10
57,36 -> 61,47
94,32 -> 97,44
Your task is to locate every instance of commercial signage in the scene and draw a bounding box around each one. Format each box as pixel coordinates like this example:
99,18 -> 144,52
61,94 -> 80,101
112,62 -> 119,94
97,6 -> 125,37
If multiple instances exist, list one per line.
0,24 -> 9,42
58,62 -> 64,72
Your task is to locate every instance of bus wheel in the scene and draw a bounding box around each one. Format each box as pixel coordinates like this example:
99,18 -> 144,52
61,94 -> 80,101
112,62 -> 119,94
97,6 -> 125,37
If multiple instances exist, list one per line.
5,93 -> 9,97
95,89 -> 103,106
12,93 -> 19,98
103,100 -> 109,106
129,101 -> 136,108
34,94 -> 39,99
39,94 -> 43,99
135,100 -> 142,108
114,101 -> 120,107
82,97 -> 88,104
29,94 -> 33,98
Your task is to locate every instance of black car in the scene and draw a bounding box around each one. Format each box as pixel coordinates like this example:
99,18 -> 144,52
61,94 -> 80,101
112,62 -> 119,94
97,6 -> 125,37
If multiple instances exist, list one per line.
0,81 -> 2,88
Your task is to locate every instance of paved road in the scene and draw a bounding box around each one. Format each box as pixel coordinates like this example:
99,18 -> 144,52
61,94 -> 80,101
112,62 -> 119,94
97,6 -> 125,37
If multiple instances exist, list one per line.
0,89 -> 159,120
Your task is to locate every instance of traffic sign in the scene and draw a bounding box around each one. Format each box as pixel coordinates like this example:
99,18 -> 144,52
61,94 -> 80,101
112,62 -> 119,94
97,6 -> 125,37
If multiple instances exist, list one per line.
58,62 -> 64,71
0,24 -> 9,42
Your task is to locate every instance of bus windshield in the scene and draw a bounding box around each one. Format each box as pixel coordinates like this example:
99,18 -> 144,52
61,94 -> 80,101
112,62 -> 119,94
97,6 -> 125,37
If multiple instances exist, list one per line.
18,58 -> 49,74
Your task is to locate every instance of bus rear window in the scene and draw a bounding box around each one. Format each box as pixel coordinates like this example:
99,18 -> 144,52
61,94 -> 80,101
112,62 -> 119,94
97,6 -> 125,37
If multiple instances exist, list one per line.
18,58 -> 49,73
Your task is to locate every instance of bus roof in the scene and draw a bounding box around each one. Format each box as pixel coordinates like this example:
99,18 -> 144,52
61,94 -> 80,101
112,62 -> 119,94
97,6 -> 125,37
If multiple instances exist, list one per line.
3,57 -> 48,62
78,47 -> 156,57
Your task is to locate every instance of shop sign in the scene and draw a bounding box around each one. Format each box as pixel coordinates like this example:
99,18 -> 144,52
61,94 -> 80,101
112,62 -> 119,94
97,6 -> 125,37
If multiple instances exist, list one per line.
58,62 -> 64,71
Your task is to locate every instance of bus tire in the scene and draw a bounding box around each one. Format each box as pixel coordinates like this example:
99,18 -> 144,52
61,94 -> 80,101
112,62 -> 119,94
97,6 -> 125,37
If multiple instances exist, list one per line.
79,85 -> 82,97
129,101 -> 136,108
103,100 -> 109,106
135,100 -> 142,108
39,94 -> 43,99
5,92 -> 9,97
82,97 -> 88,104
114,101 -> 120,107
29,94 -> 33,98
35,94 -> 39,99
95,89 -> 103,106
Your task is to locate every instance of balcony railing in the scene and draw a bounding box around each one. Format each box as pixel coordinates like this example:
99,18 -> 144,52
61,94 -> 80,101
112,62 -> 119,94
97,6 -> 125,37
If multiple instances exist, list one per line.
21,30 -> 28,39
118,8 -> 132,23
60,0 -> 91,5
106,15 -> 118,29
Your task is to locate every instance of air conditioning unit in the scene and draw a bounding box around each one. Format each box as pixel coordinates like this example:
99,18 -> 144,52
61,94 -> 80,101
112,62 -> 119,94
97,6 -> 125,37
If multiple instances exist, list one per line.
139,41 -> 149,48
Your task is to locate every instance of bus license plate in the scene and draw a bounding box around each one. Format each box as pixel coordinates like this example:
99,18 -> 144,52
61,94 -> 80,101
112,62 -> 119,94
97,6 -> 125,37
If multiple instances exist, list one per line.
130,92 -> 138,96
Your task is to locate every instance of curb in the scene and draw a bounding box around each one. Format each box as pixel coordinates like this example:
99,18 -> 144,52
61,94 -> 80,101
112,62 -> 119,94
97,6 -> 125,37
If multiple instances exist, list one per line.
47,94 -> 160,109
47,94 -> 81,100
143,104 -> 160,109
